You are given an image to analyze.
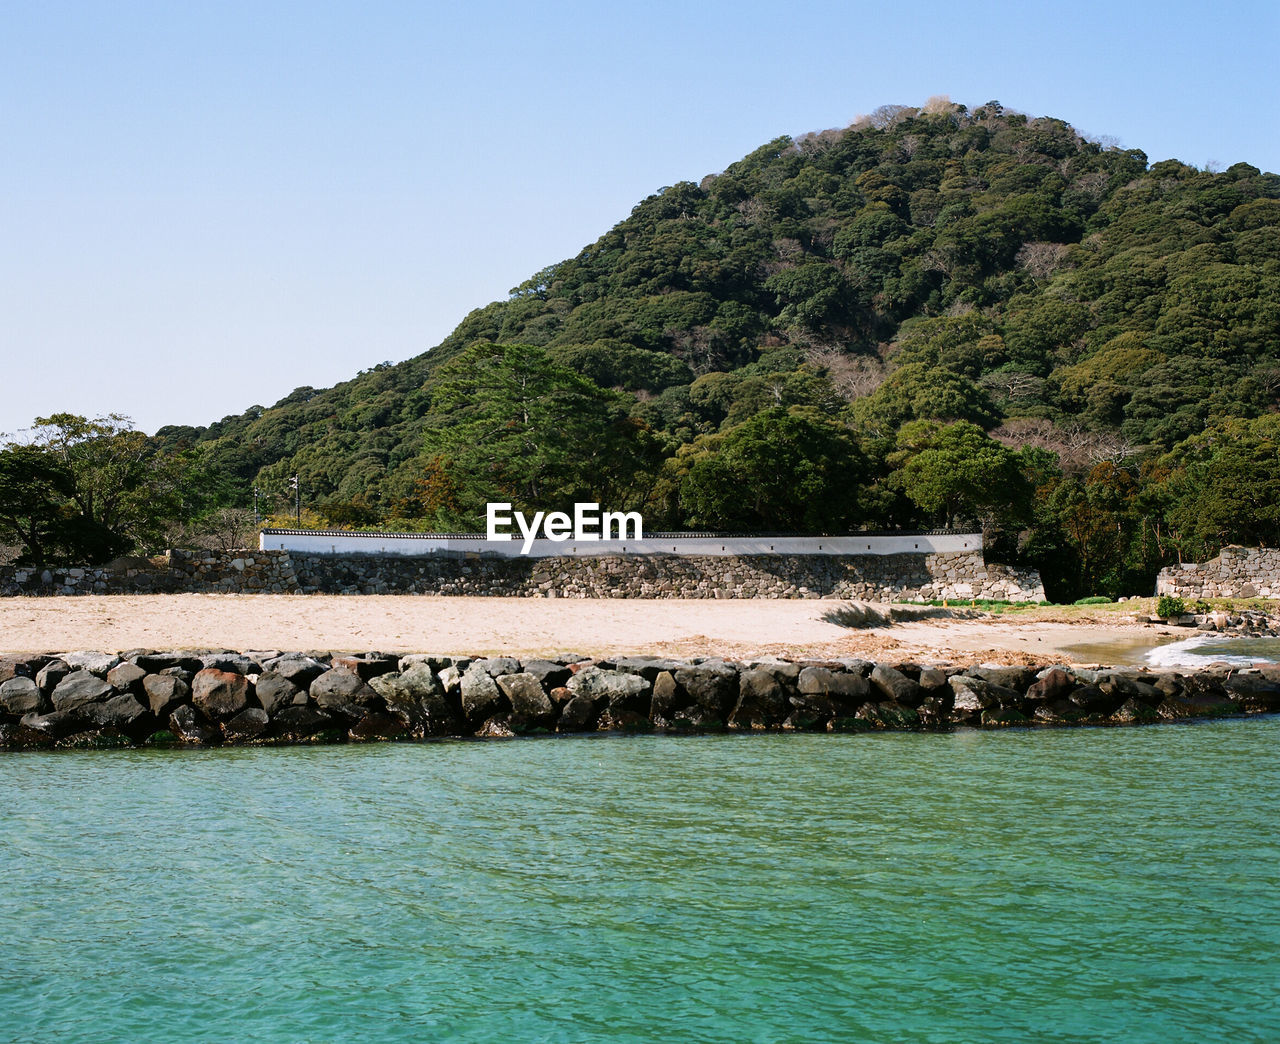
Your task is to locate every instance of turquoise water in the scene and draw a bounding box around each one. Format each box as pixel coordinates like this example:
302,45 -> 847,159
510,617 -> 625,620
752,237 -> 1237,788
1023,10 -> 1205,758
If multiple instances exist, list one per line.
3,724 -> 1279,1043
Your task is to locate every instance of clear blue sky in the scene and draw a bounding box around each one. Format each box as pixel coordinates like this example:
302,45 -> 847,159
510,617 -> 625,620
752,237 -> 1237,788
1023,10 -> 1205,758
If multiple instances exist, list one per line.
2,0 -> 1277,436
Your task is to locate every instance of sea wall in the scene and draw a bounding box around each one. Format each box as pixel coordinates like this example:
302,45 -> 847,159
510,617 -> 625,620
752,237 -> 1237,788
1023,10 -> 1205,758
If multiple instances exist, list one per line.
2,648 -> 1276,750
0,548 -> 1045,602
1156,547 -> 1280,599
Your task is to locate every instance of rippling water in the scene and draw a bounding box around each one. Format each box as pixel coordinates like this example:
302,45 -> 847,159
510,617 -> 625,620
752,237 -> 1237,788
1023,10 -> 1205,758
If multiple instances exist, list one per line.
3,723 -> 1278,1042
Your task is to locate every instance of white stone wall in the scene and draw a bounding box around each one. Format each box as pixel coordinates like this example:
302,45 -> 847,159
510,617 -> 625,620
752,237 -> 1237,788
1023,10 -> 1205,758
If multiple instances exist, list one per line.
259,528 -> 983,558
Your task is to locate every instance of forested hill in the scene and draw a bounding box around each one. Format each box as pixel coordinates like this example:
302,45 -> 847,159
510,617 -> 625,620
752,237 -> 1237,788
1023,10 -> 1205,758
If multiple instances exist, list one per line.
143,98 -> 1280,597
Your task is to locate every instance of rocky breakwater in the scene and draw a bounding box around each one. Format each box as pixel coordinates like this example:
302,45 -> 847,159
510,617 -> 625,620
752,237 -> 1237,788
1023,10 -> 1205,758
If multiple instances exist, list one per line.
1,650 -> 1277,750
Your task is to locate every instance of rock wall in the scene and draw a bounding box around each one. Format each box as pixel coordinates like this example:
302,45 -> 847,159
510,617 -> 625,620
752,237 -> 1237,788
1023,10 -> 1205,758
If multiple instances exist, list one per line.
0,548 -> 1045,602
2,648 -> 1275,750
1156,546 -> 1280,599
0,550 -> 299,596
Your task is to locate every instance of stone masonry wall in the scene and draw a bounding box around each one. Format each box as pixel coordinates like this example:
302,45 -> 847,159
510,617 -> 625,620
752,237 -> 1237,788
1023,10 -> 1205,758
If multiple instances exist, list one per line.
0,547 -> 1044,602
1156,546 -> 1280,599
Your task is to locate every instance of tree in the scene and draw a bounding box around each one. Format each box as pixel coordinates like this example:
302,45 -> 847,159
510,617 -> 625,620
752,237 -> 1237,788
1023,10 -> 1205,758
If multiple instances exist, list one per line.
415,343 -> 664,527
672,408 -> 868,531
25,413 -> 190,552
892,421 -> 1032,529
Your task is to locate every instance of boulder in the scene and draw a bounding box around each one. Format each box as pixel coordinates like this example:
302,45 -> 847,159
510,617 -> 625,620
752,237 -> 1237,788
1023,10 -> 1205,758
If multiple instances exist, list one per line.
650,671 -> 686,723
520,659 -> 572,690
856,701 -> 920,729
201,652 -> 262,674
51,671 -> 112,712
496,673 -> 555,728
331,653 -> 398,680
223,708 -> 271,742
370,666 -> 460,736
475,657 -> 522,678
460,666 -> 507,725
557,694 -> 598,732
60,651 -> 122,676
168,704 -> 218,744
348,712 -> 412,741
974,665 -> 1035,692
729,668 -> 789,728
255,672 -> 306,716
310,668 -> 379,714
611,657 -> 682,683
673,662 -> 738,720
1026,668 -> 1076,703
36,659 -> 71,693
95,694 -> 151,733
259,653 -> 326,686
981,707 -> 1029,727
0,676 -> 43,717
192,668 -> 252,720
1113,698 -> 1159,724
106,661 -> 148,694
143,674 -> 190,717
132,651 -> 206,675
566,667 -> 649,712
797,666 -> 870,701
870,664 -> 923,706
0,722 -> 56,749
1223,673 -> 1280,713
271,705 -> 336,741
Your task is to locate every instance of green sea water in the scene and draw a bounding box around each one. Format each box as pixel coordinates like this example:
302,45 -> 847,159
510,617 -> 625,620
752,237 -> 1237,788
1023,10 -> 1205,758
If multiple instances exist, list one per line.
2,723 -> 1278,1043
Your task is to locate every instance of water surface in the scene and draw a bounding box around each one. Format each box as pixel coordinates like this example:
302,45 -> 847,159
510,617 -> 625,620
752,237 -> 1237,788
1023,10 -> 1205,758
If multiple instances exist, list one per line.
3,724 -> 1278,1042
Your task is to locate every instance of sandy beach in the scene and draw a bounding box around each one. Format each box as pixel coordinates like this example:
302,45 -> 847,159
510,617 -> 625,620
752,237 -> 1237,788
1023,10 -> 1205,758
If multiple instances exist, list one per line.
0,594 -> 1170,665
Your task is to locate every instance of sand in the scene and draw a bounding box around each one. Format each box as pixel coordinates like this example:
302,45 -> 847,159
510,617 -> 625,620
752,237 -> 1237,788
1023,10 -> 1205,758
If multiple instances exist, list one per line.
0,594 -> 1170,666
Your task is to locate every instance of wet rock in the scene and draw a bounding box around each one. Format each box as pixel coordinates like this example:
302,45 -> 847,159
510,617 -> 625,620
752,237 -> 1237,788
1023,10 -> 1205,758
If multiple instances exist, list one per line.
0,676 -> 43,717
169,704 -> 218,744
51,671 -> 112,712
271,705 -> 335,741
20,709 -> 80,739
460,666 -> 507,726
476,717 -> 516,739
95,693 -> 151,732
981,707 -> 1028,727
370,666 -> 459,736
673,662 -> 738,721
0,722 -> 56,749
1113,698 -> 1159,724
223,707 -> 271,742
557,694 -> 598,732
192,668 -> 252,720
348,711 -> 411,741
496,673 -> 555,729
856,701 -> 919,729
143,674 -> 190,717
730,668 -> 789,728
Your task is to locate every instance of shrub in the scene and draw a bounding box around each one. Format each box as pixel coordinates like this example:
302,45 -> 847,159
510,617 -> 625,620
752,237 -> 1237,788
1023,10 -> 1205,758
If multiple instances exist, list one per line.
1074,595 -> 1112,605
1156,594 -> 1187,618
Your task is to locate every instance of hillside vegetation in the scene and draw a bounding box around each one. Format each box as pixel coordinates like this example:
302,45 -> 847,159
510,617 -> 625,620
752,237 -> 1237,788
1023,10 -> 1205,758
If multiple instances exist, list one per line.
7,99 -> 1280,599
